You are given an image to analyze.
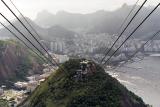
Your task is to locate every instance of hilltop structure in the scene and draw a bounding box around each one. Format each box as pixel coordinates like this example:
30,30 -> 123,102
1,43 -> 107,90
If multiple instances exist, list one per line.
21,59 -> 148,107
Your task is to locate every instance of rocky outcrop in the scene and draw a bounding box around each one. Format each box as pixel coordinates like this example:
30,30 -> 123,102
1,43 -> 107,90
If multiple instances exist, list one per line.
0,40 -> 43,81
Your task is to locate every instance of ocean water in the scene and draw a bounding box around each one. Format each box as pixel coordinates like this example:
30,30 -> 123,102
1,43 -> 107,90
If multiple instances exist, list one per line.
107,55 -> 160,107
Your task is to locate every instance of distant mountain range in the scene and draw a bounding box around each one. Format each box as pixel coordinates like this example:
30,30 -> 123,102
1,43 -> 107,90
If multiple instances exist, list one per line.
0,17 -> 76,42
0,4 -> 160,41
35,4 -> 160,39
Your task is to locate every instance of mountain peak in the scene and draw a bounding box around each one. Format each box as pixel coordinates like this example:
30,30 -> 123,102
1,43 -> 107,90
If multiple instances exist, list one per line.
56,10 -> 68,15
122,3 -> 128,8
38,10 -> 53,15
24,59 -> 148,107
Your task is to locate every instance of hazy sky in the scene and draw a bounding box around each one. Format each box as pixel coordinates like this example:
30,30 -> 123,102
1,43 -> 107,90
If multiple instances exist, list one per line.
0,0 -> 159,22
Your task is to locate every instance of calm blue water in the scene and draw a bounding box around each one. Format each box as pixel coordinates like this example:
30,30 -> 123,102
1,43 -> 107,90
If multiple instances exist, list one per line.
107,55 -> 160,107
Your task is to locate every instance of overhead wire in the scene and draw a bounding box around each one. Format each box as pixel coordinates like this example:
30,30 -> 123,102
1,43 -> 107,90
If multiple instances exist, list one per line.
117,0 -> 140,33
0,13 -> 56,68
118,29 -> 160,68
1,0 -> 68,74
101,0 -> 147,64
9,0 -> 42,40
1,0 -> 59,67
0,21 -> 48,64
103,3 -> 160,66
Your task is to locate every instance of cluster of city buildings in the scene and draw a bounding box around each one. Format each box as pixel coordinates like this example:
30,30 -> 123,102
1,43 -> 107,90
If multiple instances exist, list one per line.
47,33 -> 160,64
0,52 -> 70,106
49,33 -> 160,56
49,53 -> 69,64
0,66 -> 57,106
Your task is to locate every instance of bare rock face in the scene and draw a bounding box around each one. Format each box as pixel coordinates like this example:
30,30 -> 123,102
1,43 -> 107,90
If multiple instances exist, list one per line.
0,44 -> 20,79
0,40 -> 43,81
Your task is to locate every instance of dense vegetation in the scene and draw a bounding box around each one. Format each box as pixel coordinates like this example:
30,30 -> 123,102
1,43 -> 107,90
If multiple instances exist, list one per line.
0,40 -> 7,58
0,99 -> 9,107
25,59 -> 147,107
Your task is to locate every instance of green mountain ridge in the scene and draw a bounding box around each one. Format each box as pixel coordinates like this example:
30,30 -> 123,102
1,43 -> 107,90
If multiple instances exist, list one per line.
23,59 -> 148,107
0,99 -> 9,107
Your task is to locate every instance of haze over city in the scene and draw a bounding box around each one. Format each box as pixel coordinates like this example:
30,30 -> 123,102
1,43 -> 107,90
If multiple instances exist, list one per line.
0,0 -> 160,107
0,0 -> 159,22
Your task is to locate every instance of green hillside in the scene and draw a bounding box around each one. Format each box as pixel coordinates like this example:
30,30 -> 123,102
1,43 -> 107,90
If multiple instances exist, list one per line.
25,59 -> 147,107
0,99 -> 9,107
